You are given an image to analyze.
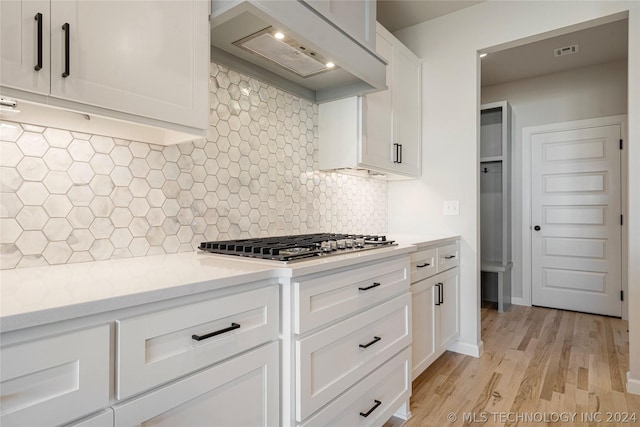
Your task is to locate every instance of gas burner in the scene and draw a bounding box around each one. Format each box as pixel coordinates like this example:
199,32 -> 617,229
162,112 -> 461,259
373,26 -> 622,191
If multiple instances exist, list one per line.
199,233 -> 395,262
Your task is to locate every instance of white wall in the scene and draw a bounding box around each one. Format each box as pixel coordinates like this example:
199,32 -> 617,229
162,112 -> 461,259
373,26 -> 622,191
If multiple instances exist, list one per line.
482,59 -> 628,302
387,1 -> 640,392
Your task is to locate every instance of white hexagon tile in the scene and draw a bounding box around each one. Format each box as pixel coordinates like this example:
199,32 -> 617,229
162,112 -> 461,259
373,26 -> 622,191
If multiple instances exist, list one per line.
0,63 -> 387,270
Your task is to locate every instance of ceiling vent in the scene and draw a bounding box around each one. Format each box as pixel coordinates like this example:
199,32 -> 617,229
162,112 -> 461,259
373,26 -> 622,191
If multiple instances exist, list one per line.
554,44 -> 579,57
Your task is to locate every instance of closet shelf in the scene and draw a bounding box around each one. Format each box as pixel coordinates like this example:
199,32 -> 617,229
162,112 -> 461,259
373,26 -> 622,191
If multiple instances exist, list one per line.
480,101 -> 512,313
480,156 -> 503,162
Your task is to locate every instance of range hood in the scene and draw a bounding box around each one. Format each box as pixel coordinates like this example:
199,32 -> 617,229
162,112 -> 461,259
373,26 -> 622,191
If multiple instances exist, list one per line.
210,1 -> 387,103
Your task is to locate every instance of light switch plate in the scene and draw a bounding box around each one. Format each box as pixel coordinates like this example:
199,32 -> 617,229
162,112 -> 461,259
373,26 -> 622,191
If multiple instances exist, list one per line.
443,200 -> 460,216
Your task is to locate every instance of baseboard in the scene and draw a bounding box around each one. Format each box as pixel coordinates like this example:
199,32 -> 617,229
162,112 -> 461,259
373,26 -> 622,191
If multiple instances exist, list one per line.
448,339 -> 483,357
510,297 -> 530,306
627,372 -> 640,395
393,400 -> 411,420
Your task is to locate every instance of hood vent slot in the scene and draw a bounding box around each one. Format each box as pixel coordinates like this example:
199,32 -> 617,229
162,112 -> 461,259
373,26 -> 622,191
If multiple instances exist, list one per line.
234,28 -> 334,78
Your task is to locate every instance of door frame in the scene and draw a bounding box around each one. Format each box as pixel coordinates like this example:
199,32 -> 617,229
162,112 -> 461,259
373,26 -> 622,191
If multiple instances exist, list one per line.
521,115 -> 628,319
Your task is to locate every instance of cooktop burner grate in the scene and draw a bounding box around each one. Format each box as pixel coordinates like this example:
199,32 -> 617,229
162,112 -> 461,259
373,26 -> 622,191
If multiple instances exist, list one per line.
199,233 -> 395,262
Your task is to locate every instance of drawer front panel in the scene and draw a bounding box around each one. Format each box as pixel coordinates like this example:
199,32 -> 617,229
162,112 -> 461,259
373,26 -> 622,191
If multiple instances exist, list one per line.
113,342 -> 279,427
294,257 -> 409,334
116,285 -> 278,399
300,347 -> 410,427
437,243 -> 459,272
409,248 -> 436,282
68,409 -> 114,427
296,293 -> 411,421
0,325 -> 110,427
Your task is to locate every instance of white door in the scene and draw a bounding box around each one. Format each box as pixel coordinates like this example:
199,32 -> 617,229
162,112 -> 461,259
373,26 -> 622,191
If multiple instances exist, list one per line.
531,124 -> 622,316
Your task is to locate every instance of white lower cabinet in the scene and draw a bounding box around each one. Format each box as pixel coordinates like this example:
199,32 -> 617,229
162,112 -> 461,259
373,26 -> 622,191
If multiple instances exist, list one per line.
0,325 -> 110,427
113,341 -> 279,427
284,254 -> 413,426
300,347 -> 411,427
116,285 -> 279,399
410,240 -> 460,380
411,277 -> 437,378
66,409 -> 114,427
437,267 -> 460,353
296,293 -> 411,421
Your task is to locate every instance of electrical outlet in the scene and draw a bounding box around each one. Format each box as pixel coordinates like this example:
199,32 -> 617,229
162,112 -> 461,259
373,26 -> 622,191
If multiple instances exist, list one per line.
443,200 -> 460,216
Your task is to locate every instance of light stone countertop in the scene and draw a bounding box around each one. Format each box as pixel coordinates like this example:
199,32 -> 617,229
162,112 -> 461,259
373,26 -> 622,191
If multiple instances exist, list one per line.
1,243 -> 425,332
388,233 -> 461,248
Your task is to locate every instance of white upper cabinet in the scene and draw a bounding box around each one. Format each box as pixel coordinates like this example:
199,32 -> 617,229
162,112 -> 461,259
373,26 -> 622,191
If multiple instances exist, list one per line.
302,0 -> 376,53
1,0 -> 209,145
1,0 -> 51,95
392,34 -> 421,177
319,23 -> 422,180
360,27 -> 394,171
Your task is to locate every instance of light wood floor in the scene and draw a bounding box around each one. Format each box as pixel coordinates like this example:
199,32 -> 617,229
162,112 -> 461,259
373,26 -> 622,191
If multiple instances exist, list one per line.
388,303 -> 640,427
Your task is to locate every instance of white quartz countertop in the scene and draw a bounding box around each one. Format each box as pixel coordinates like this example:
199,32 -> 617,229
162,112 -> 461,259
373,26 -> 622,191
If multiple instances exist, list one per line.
389,233 -> 460,248
1,243 -> 422,332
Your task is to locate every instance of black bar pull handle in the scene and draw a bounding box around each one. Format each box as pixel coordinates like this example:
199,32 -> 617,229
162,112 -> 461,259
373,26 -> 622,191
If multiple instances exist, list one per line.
416,262 -> 430,268
398,144 -> 403,163
444,254 -> 456,259
435,284 -> 441,306
359,336 -> 381,349
360,400 -> 382,418
34,13 -> 43,71
62,23 -> 70,77
438,283 -> 444,304
393,143 -> 399,163
192,323 -> 240,341
359,282 -> 381,291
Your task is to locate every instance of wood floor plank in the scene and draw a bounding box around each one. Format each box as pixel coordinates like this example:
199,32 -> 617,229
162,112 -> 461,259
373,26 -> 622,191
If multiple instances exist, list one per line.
387,305 -> 640,427
577,366 -> 589,391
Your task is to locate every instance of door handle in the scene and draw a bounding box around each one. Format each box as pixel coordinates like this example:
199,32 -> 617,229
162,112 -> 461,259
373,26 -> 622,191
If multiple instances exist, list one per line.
359,336 -> 381,349
359,400 -> 382,418
34,13 -> 43,71
534,225 -> 541,231
192,323 -> 240,341
62,23 -> 70,78
359,282 -> 381,291
435,283 -> 441,306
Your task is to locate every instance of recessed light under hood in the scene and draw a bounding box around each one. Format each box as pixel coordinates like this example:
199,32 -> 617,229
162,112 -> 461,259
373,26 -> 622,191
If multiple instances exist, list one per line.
210,0 -> 386,103
234,28 -> 336,78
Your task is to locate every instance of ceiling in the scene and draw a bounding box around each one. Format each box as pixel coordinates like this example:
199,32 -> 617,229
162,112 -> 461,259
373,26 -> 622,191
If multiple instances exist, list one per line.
375,1 -> 628,87
481,19 -> 628,87
376,0 -> 483,32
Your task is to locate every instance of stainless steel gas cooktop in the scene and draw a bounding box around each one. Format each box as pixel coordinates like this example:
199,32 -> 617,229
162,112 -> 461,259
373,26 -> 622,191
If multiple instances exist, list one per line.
199,233 -> 396,262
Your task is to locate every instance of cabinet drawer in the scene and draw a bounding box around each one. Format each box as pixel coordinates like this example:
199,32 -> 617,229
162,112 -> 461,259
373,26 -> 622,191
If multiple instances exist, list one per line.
409,248 -> 437,282
116,285 -> 278,399
294,257 -> 409,334
296,293 -> 411,421
300,347 -> 410,427
437,243 -> 459,272
67,409 -> 114,427
0,325 -> 110,427
113,342 -> 279,427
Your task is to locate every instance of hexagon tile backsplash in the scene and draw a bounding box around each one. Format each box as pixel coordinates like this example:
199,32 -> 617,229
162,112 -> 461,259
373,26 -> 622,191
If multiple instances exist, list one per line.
0,64 -> 387,270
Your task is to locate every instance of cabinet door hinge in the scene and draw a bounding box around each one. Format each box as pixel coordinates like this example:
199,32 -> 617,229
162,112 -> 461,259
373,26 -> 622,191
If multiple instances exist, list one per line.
620,139 -> 623,150
621,290 -> 624,301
